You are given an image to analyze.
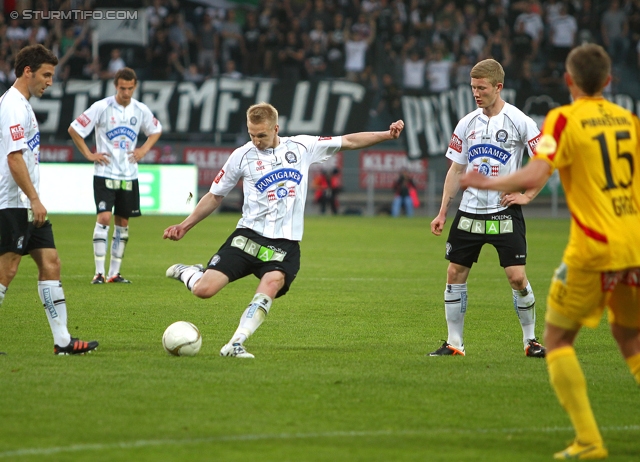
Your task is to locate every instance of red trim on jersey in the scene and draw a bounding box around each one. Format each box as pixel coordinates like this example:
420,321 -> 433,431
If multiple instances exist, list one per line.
571,213 -> 608,243
547,113 -> 567,161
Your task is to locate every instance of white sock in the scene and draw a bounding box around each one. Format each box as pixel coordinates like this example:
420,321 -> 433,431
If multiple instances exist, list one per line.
38,280 -> 71,347
445,283 -> 467,350
0,283 -> 7,307
181,267 -> 204,291
93,223 -> 108,275
513,282 -> 536,346
108,225 -> 128,277
229,293 -> 273,345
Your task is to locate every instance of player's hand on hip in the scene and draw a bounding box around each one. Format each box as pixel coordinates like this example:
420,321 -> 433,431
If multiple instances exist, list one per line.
500,192 -> 529,206
93,152 -> 110,165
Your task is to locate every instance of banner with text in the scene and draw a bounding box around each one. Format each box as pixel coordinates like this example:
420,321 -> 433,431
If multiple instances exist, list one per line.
359,150 -> 427,189
32,79 -> 370,140
401,86 -> 640,158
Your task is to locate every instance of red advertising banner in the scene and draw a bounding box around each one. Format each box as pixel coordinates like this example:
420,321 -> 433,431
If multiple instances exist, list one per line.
40,145 -> 73,162
183,146 -> 234,187
359,150 -> 427,189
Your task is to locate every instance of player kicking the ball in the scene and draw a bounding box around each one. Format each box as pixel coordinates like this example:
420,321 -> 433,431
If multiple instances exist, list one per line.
164,102 -> 404,358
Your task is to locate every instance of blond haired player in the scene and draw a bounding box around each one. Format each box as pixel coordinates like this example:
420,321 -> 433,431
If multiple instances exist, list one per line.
164,103 -> 404,358
460,44 -> 640,460
429,59 -> 545,358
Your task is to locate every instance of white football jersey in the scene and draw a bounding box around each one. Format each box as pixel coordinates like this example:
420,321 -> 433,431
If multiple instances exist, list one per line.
0,87 -> 41,210
446,102 -> 540,213
70,96 -> 162,180
211,135 -> 343,240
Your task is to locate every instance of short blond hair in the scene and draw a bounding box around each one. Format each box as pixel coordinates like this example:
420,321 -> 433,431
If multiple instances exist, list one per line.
247,102 -> 278,128
470,59 -> 505,86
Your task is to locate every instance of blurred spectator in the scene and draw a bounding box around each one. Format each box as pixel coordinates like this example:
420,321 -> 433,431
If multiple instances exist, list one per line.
220,9 -> 244,70
391,169 -> 418,217
148,27 -> 172,79
313,170 -> 332,214
242,10 -> 262,76
222,59 -> 243,79
402,48 -> 426,96
305,42 -> 328,80
372,73 -> 403,123
6,18 -> 27,45
601,0 -> 630,66
514,1 -> 544,59
482,29 -> 512,68
278,31 -> 306,81
198,14 -> 219,77
262,17 -> 283,78
103,48 -> 126,79
548,3 -> 577,64
327,12 -> 347,77
344,16 -> 376,83
426,46 -> 454,93
25,18 -> 47,45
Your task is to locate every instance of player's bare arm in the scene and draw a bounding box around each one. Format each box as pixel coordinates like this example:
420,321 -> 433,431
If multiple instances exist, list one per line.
461,159 -> 552,192
163,193 -> 224,241
500,182 -> 545,207
68,126 -> 110,165
7,151 -> 46,227
340,120 -> 404,150
129,132 -> 162,163
431,161 -> 466,236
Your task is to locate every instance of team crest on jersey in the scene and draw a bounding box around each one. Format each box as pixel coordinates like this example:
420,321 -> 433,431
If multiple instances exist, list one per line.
10,124 -> 24,141
285,151 -> 297,164
130,117 -> 137,125
267,185 -> 296,201
475,158 -> 499,177
495,129 -> 508,143
209,255 -> 221,266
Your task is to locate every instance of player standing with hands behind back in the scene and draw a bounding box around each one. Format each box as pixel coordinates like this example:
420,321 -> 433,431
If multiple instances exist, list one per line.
461,44 -> 640,460
68,68 -> 162,284
429,59 -> 546,358
0,44 -> 98,355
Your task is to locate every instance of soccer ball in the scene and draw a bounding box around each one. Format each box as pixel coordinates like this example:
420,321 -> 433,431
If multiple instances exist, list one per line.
162,321 -> 202,356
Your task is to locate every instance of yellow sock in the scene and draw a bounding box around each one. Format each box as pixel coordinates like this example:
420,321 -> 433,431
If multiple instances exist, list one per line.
546,346 -> 603,445
626,352 -> 640,385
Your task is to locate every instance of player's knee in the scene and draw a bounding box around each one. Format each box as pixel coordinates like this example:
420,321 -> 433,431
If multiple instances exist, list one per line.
508,274 -> 526,289
191,281 -> 217,299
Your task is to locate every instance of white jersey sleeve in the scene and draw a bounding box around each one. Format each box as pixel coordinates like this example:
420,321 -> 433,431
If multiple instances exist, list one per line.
140,104 -> 162,136
69,99 -> 108,139
0,93 -> 30,156
0,87 -> 41,209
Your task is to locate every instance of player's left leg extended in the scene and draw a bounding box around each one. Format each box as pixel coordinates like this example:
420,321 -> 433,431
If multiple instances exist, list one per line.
221,271 -> 283,359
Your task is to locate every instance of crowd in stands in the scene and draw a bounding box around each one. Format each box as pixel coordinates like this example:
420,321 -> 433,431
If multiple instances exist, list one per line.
1,0 -> 639,123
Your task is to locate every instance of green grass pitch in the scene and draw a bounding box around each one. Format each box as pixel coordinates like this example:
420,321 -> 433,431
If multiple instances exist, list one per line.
0,214 -> 638,461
